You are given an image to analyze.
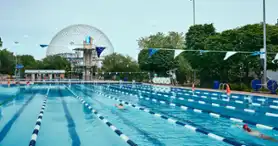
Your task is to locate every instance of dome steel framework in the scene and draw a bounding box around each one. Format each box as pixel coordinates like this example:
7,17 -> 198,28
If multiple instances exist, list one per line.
46,24 -> 114,57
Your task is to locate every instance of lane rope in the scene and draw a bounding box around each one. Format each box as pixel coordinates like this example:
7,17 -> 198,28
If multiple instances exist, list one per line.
137,84 -> 278,105
113,85 -> 278,118
65,85 -> 138,146
29,86 -> 51,146
130,85 -> 278,111
81,85 -> 246,146
102,85 -> 278,132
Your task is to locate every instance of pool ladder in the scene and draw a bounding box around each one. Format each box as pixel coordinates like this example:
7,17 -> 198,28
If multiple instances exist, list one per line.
218,83 -> 230,102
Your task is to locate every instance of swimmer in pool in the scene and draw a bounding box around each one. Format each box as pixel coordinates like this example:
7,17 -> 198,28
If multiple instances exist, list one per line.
115,103 -> 124,109
237,124 -> 277,142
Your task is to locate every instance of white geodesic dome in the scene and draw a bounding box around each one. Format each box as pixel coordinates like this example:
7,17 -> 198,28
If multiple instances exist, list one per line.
46,24 -> 114,57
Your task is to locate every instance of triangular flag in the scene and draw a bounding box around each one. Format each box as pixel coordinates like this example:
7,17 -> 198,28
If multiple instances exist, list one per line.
96,47 -> 105,57
272,53 -> 278,64
224,51 -> 237,60
148,48 -> 158,58
251,51 -> 265,56
199,50 -> 209,55
40,44 -> 48,48
174,50 -> 184,58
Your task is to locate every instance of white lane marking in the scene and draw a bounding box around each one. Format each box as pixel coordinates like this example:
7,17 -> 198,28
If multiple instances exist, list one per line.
184,125 -> 197,131
230,118 -> 243,122
212,103 -> 220,107
256,124 -> 274,130
193,109 -> 202,113
235,100 -> 243,104
226,106 -> 235,110
244,109 -> 255,113
209,113 -> 220,118
265,112 -> 278,117
208,133 -> 224,141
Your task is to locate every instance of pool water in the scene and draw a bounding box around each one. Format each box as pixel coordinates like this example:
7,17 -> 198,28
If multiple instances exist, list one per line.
0,84 -> 277,146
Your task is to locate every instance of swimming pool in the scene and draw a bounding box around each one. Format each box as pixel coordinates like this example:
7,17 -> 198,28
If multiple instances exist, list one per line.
0,83 -> 277,146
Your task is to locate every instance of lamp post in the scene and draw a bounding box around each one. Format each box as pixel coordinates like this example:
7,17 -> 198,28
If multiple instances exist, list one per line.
262,0 -> 267,86
191,0 -> 196,25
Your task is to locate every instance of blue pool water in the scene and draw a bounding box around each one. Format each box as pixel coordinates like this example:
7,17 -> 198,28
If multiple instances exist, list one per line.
0,84 -> 277,146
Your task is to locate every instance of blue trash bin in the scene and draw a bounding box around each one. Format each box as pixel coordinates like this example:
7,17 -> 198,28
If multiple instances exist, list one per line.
213,81 -> 220,89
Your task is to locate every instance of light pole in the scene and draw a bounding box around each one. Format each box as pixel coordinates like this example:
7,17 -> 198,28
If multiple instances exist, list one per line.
14,53 -> 18,80
263,0 -> 267,86
191,0 -> 196,25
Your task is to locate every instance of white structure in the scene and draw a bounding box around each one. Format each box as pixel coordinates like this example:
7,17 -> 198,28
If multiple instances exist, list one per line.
25,70 -> 65,81
152,77 -> 171,85
46,24 -> 114,57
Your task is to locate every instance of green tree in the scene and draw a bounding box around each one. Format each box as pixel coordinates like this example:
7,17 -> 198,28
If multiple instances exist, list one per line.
185,23 -> 278,88
0,37 -> 2,48
137,32 -> 187,77
175,55 -> 193,84
0,49 -> 15,75
18,55 -> 37,69
101,53 -> 142,81
41,55 -> 71,70
102,53 -> 139,72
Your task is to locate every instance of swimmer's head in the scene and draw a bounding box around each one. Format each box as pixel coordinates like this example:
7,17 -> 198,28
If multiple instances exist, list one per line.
243,124 -> 251,132
119,103 -> 123,106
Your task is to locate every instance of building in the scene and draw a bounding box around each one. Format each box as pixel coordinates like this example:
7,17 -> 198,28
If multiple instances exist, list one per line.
45,24 -> 114,80
25,70 -> 65,81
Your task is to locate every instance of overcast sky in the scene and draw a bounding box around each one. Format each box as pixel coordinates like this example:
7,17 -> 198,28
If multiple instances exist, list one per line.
0,0 -> 277,60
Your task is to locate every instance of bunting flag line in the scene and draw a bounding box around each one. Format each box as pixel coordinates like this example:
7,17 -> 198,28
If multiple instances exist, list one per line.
199,50 -> 209,55
272,53 -> 278,64
223,51 -> 237,60
148,48 -> 158,58
16,64 -> 24,69
174,50 -> 185,58
95,72 -> 149,75
96,47 -> 106,58
39,44 -> 48,48
251,51 -> 265,56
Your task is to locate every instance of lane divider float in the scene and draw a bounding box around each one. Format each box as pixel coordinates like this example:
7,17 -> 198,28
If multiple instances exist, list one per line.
29,86 -> 50,146
134,85 -> 278,105
125,86 -> 278,110
102,86 -> 278,132
110,86 -> 278,118
87,88 -> 246,146
65,86 -> 138,146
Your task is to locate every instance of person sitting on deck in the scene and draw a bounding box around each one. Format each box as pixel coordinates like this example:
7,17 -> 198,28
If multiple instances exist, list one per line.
238,124 -> 277,142
115,103 -> 124,109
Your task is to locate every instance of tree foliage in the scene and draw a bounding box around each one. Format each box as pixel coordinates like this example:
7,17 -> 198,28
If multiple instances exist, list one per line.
0,37 -> 2,48
18,55 -> 37,69
184,23 -> 278,87
137,32 -> 188,77
101,53 -> 144,81
41,55 -> 71,70
0,49 -> 15,75
0,47 -> 71,76
102,53 -> 139,72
